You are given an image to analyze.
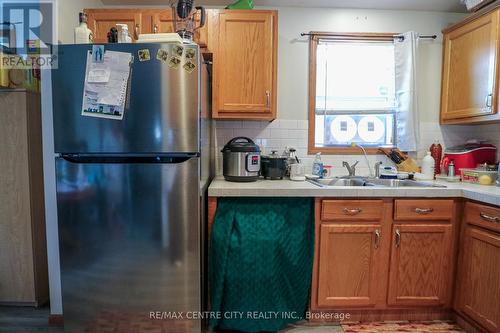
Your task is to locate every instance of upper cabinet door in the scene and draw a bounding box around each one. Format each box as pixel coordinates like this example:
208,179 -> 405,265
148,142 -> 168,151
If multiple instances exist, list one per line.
387,224 -> 453,307
213,10 -> 277,120
441,11 -> 500,123
85,9 -> 143,43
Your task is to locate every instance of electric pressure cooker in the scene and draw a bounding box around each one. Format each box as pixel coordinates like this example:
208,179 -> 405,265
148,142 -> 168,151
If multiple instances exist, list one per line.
222,137 -> 261,182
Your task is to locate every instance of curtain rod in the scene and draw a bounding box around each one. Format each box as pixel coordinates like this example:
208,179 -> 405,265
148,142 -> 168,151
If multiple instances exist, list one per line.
300,32 -> 437,40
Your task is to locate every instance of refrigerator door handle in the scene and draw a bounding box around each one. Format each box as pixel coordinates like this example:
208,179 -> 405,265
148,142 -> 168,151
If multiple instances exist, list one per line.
60,153 -> 198,164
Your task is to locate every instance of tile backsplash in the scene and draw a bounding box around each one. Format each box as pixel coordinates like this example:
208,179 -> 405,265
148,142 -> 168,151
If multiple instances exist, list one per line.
214,119 -> 500,177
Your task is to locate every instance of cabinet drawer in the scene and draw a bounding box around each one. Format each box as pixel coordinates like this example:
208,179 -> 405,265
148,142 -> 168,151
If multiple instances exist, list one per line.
465,202 -> 500,233
394,199 -> 454,221
321,200 -> 383,221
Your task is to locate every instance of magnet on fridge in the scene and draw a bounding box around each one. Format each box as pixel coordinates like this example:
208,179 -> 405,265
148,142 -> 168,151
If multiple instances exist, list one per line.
92,45 -> 105,63
156,49 -> 169,63
173,45 -> 184,57
185,48 -> 196,60
168,56 -> 181,69
183,60 -> 196,73
138,49 -> 151,62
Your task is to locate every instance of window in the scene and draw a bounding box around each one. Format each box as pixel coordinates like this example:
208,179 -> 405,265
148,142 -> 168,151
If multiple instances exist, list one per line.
309,33 -> 397,154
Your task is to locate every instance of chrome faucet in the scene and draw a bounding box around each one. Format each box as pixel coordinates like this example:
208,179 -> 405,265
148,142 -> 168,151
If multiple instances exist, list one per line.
374,161 -> 383,178
342,161 -> 359,176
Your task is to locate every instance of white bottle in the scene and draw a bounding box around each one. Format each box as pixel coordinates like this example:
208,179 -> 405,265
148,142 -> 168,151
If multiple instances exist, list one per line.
312,152 -> 324,177
74,12 -> 92,44
422,152 -> 435,180
117,24 -> 132,43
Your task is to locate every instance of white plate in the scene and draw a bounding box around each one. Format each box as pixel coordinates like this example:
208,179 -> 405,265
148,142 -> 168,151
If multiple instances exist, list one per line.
305,174 -> 320,180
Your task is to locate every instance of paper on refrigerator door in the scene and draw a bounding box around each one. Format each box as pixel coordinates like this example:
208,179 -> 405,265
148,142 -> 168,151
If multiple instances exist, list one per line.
82,50 -> 132,120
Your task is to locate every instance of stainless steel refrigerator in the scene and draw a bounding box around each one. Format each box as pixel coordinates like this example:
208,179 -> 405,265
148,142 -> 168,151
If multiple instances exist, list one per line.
52,43 -> 212,332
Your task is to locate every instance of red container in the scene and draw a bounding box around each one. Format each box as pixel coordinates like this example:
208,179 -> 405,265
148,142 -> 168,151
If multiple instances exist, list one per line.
441,143 -> 497,174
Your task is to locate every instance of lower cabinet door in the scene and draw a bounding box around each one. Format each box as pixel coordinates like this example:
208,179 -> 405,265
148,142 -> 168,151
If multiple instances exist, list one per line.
387,224 -> 452,307
459,226 -> 500,332
317,224 -> 383,307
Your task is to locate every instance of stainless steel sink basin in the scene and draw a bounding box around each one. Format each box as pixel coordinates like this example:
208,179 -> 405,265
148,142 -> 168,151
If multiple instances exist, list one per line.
308,177 -> 446,188
313,178 -> 369,187
365,178 -> 445,188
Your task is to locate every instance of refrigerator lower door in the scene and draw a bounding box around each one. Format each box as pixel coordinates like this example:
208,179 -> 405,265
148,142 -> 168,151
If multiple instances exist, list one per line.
55,157 -> 200,333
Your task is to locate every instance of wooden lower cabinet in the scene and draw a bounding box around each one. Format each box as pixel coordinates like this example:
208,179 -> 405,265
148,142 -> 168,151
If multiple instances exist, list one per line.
387,224 -> 453,307
317,224 -> 384,307
458,226 -> 500,332
312,199 -> 457,318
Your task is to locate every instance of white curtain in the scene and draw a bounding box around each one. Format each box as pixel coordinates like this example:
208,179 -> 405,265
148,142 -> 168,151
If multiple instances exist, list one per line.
395,31 -> 420,152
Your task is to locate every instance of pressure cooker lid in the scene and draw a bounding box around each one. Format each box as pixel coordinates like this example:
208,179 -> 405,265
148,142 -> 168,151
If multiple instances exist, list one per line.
222,137 -> 261,153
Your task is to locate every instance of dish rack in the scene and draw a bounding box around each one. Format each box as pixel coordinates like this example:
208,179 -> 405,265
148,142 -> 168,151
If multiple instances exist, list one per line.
462,0 -> 496,12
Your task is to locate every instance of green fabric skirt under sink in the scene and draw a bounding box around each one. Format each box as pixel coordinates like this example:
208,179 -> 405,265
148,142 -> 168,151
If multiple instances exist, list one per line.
210,197 -> 314,332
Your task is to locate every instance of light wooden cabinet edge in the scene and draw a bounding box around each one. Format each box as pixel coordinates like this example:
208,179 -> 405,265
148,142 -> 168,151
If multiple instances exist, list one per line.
0,91 -> 48,306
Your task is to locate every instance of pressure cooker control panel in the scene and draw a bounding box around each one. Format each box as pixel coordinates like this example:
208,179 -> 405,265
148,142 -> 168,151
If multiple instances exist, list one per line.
246,154 -> 261,172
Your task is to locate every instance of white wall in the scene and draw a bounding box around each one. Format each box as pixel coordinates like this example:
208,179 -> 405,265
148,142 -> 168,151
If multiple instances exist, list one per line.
273,7 -> 464,121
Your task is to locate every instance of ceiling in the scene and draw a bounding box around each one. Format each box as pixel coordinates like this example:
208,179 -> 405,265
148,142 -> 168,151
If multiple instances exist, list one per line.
100,0 -> 468,12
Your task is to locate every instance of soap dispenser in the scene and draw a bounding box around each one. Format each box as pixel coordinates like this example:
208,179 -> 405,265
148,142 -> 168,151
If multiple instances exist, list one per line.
312,152 -> 324,177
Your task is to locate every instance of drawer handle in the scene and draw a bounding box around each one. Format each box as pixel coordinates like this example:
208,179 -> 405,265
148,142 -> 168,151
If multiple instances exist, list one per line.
480,212 -> 500,224
415,207 -> 434,214
343,208 -> 363,215
374,229 -> 381,249
395,229 -> 401,248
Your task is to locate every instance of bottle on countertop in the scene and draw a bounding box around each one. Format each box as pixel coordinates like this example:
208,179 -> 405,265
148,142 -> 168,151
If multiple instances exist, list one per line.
74,12 -> 93,44
107,27 -> 118,43
312,152 -> 324,177
421,152 -> 435,180
448,160 -> 456,177
117,24 -> 132,43
430,140 -> 443,175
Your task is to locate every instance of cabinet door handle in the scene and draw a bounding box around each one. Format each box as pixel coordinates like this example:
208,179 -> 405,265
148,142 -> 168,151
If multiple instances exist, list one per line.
134,24 -> 140,39
342,208 -> 363,215
485,93 -> 493,108
480,212 -> 500,223
374,229 -> 381,249
415,207 -> 434,214
265,90 -> 270,108
153,24 -> 158,33
395,229 -> 401,248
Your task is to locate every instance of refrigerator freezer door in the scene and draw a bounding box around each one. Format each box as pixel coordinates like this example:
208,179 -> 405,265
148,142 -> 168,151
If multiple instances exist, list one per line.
52,43 -> 199,154
56,157 -> 200,332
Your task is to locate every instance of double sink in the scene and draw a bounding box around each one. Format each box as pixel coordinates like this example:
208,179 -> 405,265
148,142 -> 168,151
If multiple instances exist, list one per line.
309,177 -> 446,188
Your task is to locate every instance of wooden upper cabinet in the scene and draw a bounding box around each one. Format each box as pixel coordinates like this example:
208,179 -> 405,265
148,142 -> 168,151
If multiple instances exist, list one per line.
441,10 -> 500,124
458,226 -> 500,332
85,9 -> 144,43
387,224 -> 453,307
212,10 -> 278,120
85,8 -> 208,47
317,224 -> 384,308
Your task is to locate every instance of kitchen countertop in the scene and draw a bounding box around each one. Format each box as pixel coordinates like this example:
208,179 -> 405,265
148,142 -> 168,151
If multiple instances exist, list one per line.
208,177 -> 500,206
